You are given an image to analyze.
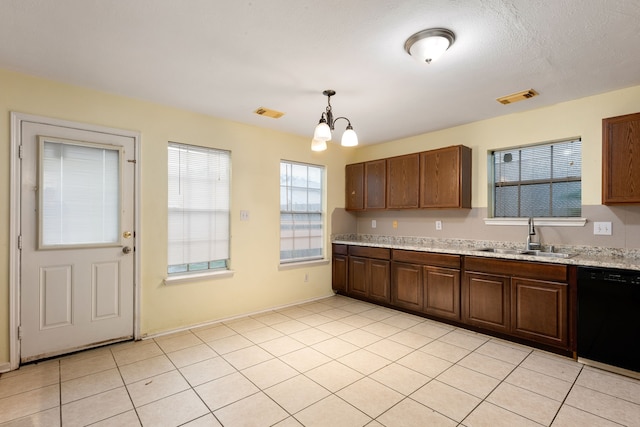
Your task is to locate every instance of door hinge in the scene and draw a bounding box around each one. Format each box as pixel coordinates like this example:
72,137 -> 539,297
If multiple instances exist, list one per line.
18,145 -> 23,159
18,235 -> 22,250
18,326 -> 23,340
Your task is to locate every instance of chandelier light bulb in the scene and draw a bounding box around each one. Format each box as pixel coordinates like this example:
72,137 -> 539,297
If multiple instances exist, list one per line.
311,138 -> 328,151
313,121 -> 332,141
341,126 -> 358,147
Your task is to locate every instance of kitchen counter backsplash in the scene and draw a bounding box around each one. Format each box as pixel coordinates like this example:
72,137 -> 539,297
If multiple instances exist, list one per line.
331,234 -> 640,271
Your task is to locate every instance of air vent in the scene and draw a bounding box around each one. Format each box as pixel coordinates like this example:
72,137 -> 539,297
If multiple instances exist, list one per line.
497,89 -> 539,105
254,107 -> 284,119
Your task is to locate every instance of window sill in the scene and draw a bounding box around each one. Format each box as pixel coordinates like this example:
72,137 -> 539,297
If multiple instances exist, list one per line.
278,259 -> 330,271
164,269 -> 235,285
483,217 -> 587,227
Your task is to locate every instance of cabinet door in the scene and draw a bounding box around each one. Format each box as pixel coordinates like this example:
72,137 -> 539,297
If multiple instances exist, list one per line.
369,259 -> 391,303
365,159 -> 386,209
420,145 -> 471,208
387,154 -> 420,209
332,254 -> 348,293
602,112 -> 640,204
345,163 -> 364,211
391,262 -> 423,311
511,277 -> 568,348
424,266 -> 460,320
463,272 -> 510,333
348,256 -> 368,298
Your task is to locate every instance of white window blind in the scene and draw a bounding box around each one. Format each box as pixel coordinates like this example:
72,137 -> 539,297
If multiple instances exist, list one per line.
280,161 -> 324,263
40,138 -> 120,247
168,143 -> 230,274
493,138 -> 582,217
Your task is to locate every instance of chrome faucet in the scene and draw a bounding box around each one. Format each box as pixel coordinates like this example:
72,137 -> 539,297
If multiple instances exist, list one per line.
526,217 -> 541,250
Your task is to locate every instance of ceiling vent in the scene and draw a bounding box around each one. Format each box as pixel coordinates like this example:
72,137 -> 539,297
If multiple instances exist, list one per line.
497,89 -> 539,105
254,107 -> 284,119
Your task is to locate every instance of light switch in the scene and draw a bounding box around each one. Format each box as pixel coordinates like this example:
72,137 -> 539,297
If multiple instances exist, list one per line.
593,221 -> 612,235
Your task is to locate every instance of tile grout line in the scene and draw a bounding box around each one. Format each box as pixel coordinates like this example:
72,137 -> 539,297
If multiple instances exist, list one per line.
111,346 -> 145,427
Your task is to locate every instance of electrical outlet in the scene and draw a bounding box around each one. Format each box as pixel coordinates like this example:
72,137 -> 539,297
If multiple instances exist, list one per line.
593,221 -> 612,235
240,210 -> 250,221
392,220 -> 398,229
435,220 -> 442,231
371,220 -> 376,229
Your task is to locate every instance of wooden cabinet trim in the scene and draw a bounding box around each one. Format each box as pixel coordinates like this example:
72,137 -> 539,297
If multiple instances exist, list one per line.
464,256 -> 567,282
332,244 -> 348,255
349,245 -> 390,260
392,249 -> 460,268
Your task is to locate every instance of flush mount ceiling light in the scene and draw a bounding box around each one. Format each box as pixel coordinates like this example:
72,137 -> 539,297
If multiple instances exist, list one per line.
404,28 -> 455,64
311,89 -> 358,151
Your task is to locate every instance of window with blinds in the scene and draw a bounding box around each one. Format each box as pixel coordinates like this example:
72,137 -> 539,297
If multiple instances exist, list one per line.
168,143 -> 230,274
280,161 -> 324,263
493,138 -> 582,217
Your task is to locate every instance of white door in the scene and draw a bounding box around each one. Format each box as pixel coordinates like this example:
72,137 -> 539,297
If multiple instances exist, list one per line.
20,120 -> 136,363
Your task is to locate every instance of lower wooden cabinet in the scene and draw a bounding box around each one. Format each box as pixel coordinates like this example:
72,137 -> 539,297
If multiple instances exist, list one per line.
511,277 -> 567,347
463,256 -> 570,350
347,246 -> 391,303
332,246 -> 574,353
424,266 -> 461,321
391,250 -> 461,321
391,262 -> 423,311
332,255 -> 348,294
463,272 -> 510,333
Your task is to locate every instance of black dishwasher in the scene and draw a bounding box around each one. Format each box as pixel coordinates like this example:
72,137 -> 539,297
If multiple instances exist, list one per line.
577,267 -> 640,374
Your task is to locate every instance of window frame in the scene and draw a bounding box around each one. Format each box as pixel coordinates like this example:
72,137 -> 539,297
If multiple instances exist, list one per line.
279,160 -> 326,265
486,138 -> 586,227
166,142 -> 231,279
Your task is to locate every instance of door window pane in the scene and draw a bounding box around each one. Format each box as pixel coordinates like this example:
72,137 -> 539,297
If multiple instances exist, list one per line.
39,137 -> 120,247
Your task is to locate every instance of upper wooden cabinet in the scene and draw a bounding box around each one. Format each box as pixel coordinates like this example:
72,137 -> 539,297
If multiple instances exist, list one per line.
602,112 -> 640,204
420,145 -> 472,208
344,145 -> 471,211
387,153 -> 420,209
365,159 -> 386,209
345,163 -> 364,211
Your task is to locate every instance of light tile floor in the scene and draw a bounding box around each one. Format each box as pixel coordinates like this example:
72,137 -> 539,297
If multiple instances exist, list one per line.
2,295 -> 639,426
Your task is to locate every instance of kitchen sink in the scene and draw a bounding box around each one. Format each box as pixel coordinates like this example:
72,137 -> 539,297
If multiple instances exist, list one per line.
475,247 -> 575,258
520,250 -> 575,258
475,248 -> 523,255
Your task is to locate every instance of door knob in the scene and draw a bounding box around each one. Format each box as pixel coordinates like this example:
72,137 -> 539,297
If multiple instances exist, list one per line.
122,246 -> 132,254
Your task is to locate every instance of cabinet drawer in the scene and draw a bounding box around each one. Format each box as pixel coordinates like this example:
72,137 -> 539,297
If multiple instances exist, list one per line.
392,249 -> 460,268
332,244 -> 349,255
464,256 -> 567,282
349,246 -> 391,260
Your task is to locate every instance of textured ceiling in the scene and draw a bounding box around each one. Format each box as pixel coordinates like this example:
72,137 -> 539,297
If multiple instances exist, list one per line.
1,0 -> 639,146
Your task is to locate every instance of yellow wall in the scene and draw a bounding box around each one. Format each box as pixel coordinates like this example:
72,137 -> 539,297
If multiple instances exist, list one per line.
0,69 -> 350,365
2,68 -> 640,367
351,85 -> 640,206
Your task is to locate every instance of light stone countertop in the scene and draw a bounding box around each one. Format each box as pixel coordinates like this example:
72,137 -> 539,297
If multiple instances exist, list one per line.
332,234 -> 640,272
